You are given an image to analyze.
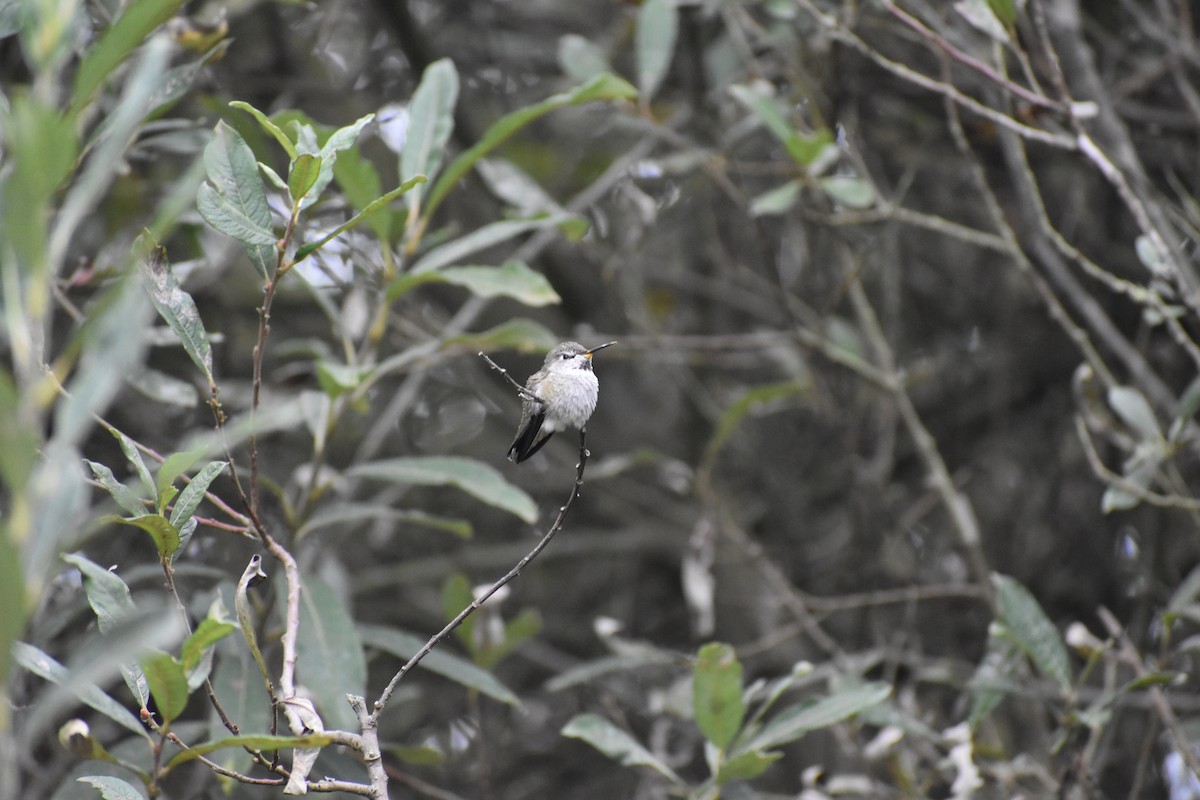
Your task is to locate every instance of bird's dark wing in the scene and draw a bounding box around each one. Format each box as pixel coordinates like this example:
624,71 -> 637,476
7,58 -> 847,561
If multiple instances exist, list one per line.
507,409 -> 550,462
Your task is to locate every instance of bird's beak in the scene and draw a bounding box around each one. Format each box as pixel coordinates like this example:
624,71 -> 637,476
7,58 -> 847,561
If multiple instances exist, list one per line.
584,341 -> 618,359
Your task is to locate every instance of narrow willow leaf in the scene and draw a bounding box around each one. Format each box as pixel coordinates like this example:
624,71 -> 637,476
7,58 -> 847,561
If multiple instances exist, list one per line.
728,84 -> 833,167
750,180 -> 802,217
820,175 -> 875,209
289,153 -> 322,203
703,382 -> 806,468
359,624 -> 520,706
293,576 -> 367,732
129,367 -> 199,408
138,241 -> 213,383
407,214 -> 575,277
166,733 -> 335,769
296,502 -> 472,541
403,58 -> 460,208
636,0 -> 678,101
745,683 -> 891,751
168,460 -> 227,528
293,175 -> 426,262
141,650 -> 190,724
180,617 -> 236,674
716,749 -> 782,785
84,461 -> 147,518
77,775 -> 145,800
68,0 -> 185,116
444,319 -> 559,353
103,514 -> 181,559
230,100 -> 297,159
1108,386 -> 1162,441
348,456 -> 538,523
154,449 -> 205,504
562,714 -> 682,783
298,113 -> 375,210
424,73 -> 636,220
992,573 -> 1072,692
442,574 -> 476,650
559,34 -> 611,83
693,643 -> 745,751
13,642 -> 147,738
0,530 -> 24,690
437,261 -> 561,306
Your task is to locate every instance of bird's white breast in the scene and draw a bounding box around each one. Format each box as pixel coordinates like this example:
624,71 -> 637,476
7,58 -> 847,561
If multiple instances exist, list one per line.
537,369 -> 599,430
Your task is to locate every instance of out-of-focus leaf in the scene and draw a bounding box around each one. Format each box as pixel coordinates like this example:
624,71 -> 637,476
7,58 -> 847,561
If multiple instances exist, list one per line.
295,503 -> 472,541
293,175 -> 426,262
820,175 -> 875,209
360,625 -> 520,706
562,714 -> 682,783
390,745 -> 446,766
333,146 -> 390,239
3,95 -> 78,271
728,84 -> 833,167
84,461 -> 147,518
0,527 -> 23,690
559,34 -> 611,83
180,618 -> 236,674
165,733 -> 335,769
293,576 -> 366,732
716,749 -> 782,784
637,0 -> 678,101
77,775 -> 146,800
349,457 -> 538,523
992,573 -> 1072,692
744,682 -> 891,751
1167,564 -> 1200,625
168,460 -> 226,528
154,449 -> 205,504
545,651 -> 679,692
137,239 -> 213,384
437,261 -> 561,306
955,0 -> 1011,42
406,214 -> 576,277
1108,386 -> 1162,441
424,72 -> 636,220
750,180 -> 802,217
208,620 -> 273,777
110,428 -> 156,500
128,368 -> 199,408
442,574 -> 476,650
967,632 -> 1020,729
315,360 -> 372,398
141,650 -> 189,724
703,382 -> 806,469
68,0 -> 185,116
103,514 -> 180,560
403,58 -> 459,211
445,319 -> 559,354
13,642 -> 148,739
693,643 -> 745,751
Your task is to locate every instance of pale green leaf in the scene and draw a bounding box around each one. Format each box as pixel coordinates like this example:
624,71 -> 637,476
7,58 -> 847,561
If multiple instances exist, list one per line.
745,682 -> 891,751
348,456 -> 538,523
559,34 -> 611,83
294,576 -> 367,732
637,0 -> 678,100
438,261 -> 561,306
169,460 -> 227,528
13,642 -> 147,739
992,573 -> 1072,692
359,624 -> 520,706
403,58 -> 459,206
138,242 -> 213,383
562,714 -> 682,783
84,461 -> 147,518
77,775 -> 146,800
166,733 -> 335,769
693,642 -> 744,751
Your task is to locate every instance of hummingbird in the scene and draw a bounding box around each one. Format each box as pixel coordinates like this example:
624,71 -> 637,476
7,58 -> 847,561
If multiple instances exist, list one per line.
507,341 -> 617,463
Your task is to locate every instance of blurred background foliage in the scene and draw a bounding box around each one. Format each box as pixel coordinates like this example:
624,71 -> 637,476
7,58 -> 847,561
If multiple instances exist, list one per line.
6,0 -> 1200,797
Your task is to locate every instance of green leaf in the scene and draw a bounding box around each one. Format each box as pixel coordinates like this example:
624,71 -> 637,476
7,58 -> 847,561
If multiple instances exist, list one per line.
403,58 -> 460,210
84,460 -> 148,518
424,72 -> 637,220
168,460 -> 227,528
129,367 -> 199,408
77,775 -> 146,800
693,643 -> 745,751
198,121 -> 276,277
992,573 -> 1072,692
0,526 -> 24,690
289,153 -> 322,203
110,428 -> 156,500
359,624 -> 521,706
750,180 -> 802,217
391,745 -> 446,766
294,576 -> 367,732
444,319 -> 559,353
349,456 -> 538,523
562,714 -> 682,783
437,261 -> 561,306
165,733 -> 336,769
68,0 -> 186,116
745,682 -> 891,751
293,175 -> 426,262
1167,563 -> 1200,624
180,617 -> 236,674
728,84 -> 833,166
294,503 -> 472,541
1108,386 -> 1162,441
716,749 -> 782,784
333,147 -> 392,240
13,642 -> 148,738
407,214 -> 578,276
315,360 -> 372,398
155,449 -> 205,505
636,0 -> 678,101
141,650 -> 189,724
138,241 -> 214,384
558,34 -> 611,83
103,514 -> 181,559
298,113 -> 375,211
820,175 -> 875,209
230,100 -> 297,159
968,631 -> 1021,729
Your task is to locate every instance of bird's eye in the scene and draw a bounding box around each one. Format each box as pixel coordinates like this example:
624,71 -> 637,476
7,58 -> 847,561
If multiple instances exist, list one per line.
561,353 -> 572,360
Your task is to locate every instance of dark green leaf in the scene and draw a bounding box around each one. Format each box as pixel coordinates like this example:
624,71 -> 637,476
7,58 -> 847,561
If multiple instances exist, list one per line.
230,100 -> 297,159
716,749 -> 782,784
390,744 -> 446,766
141,650 -> 189,724
693,643 -> 745,751
349,456 -> 537,523
289,153 -> 322,203
168,460 -> 226,528
992,573 -> 1072,692
562,714 -> 682,783
155,449 -> 205,505
103,514 -> 181,559
180,618 -> 236,674
359,624 -> 520,706
137,239 -> 213,383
